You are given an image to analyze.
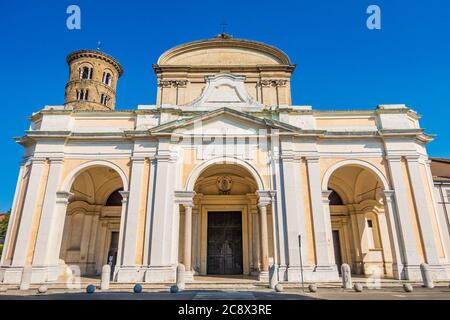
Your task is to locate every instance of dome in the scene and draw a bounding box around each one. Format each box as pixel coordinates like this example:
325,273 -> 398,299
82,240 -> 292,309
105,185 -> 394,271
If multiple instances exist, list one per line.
156,34 -> 292,67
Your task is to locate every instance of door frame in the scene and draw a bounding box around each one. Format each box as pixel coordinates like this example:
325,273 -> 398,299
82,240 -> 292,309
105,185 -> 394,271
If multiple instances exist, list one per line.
206,211 -> 243,275
200,204 -> 249,275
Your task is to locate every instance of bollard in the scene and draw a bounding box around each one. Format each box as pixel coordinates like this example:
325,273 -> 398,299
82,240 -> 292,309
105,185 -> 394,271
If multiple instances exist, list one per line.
269,264 -> 277,289
308,284 -> 317,293
86,284 -> 96,294
420,263 -> 434,289
176,264 -> 185,291
37,286 -> 48,294
403,283 -> 413,292
275,283 -> 284,292
341,264 -> 352,289
133,283 -> 142,293
101,265 -> 111,290
353,283 -> 363,292
19,266 -> 32,291
170,284 -> 179,293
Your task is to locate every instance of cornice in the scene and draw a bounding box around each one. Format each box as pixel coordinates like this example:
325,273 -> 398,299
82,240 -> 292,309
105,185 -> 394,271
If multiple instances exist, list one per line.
66,49 -> 123,76
157,36 -> 293,66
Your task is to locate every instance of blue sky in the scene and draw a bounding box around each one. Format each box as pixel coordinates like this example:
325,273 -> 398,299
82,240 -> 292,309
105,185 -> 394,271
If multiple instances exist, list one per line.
0,0 -> 449,211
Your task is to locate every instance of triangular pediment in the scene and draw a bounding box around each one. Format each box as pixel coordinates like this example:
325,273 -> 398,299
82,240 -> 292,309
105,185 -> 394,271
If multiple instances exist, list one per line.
149,107 -> 300,135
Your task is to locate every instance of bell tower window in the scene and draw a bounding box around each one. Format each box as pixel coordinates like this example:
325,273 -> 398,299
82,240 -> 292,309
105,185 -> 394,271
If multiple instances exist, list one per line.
76,89 -> 89,101
80,67 -> 93,80
100,94 -> 110,106
102,72 -> 112,86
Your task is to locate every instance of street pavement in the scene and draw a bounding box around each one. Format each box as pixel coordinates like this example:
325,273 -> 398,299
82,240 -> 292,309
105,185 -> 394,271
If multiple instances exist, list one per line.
0,287 -> 449,300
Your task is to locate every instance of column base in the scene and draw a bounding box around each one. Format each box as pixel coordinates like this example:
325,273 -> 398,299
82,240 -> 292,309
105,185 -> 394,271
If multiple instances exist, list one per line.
114,266 -> 145,283
286,265 -> 316,282
0,265 -> 61,284
311,265 -> 340,282
276,265 -> 288,281
185,271 -> 194,282
425,264 -> 450,281
144,266 -> 176,283
390,262 -> 405,280
0,266 -> 22,284
258,271 -> 269,282
30,265 -> 59,283
402,264 -> 422,281
395,264 -> 450,281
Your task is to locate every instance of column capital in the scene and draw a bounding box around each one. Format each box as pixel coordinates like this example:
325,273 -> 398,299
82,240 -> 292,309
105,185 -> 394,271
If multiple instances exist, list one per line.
31,157 -> 47,164
155,152 -> 178,162
174,190 -> 196,207
56,191 -> 74,204
49,157 -> 65,164
130,156 -> 146,163
119,191 -> 130,203
256,190 -> 275,207
383,190 -> 395,202
322,190 -> 332,204
305,155 -> 320,163
385,155 -> 402,162
404,154 -> 420,163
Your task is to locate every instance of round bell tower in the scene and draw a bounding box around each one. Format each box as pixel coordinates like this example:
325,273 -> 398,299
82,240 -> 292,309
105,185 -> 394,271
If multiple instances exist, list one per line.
64,50 -> 123,111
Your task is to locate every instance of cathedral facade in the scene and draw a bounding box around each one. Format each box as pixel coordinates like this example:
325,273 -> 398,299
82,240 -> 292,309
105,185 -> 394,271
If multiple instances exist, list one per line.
1,34 -> 450,284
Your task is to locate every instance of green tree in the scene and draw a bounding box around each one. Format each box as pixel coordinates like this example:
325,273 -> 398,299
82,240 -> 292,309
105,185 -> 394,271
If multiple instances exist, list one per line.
0,210 -> 10,257
0,210 -> 10,239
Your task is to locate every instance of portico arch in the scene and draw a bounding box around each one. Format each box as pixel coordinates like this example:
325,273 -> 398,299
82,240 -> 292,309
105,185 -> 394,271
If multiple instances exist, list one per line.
61,160 -> 129,193
58,162 -> 128,279
322,159 -> 390,192
179,158 -> 273,280
322,160 -> 395,277
185,156 -> 265,192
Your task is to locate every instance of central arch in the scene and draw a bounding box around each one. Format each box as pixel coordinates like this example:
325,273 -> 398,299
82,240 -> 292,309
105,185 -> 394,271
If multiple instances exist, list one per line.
180,158 -> 273,278
185,156 -> 265,191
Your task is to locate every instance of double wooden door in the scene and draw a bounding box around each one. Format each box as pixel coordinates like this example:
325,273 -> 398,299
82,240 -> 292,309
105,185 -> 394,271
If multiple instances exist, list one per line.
207,212 -> 243,275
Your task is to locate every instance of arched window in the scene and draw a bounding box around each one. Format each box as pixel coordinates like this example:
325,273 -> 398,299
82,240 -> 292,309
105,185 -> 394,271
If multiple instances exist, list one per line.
102,72 -> 112,86
76,89 -> 89,101
106,188 -> 123,206
80,67 -> 93,80
328,189 -> 343,205
100,94 -> 110,106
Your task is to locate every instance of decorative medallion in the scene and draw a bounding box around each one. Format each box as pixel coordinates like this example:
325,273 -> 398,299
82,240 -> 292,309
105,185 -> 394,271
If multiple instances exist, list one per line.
217,176 -> 232,195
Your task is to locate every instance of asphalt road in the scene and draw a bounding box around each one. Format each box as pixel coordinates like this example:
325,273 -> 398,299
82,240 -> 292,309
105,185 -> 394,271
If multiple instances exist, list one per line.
0,287 -> 449,300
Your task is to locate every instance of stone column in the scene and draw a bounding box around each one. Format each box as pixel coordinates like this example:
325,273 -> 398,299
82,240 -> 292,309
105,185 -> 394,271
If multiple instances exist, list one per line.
183,204 -> 193,271
305,156 -> 338,279
405,156 -> 440,264
174,191 -> 195,279
41,191 -> 73,281
11,158 -> 46,268
281,156 -> 310,280
120,157 -> 145,268
257,192 -> 271,273
192,207 -> 200,273
259,205 -> 269,272
33,158 -> 65,270
115,191 -> 129,270
145,149 -> 178,282
251,208 -> 260,272
385,156 -> 421,279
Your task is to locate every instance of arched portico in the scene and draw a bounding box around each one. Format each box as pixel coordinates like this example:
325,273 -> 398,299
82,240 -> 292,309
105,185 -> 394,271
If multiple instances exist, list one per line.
177,159 -> 274,281
321,160 -> 398,278
57,162 -> 128,279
